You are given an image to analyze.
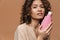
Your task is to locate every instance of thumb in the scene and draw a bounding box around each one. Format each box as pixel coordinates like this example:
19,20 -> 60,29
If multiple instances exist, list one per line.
39,24 -> 42,30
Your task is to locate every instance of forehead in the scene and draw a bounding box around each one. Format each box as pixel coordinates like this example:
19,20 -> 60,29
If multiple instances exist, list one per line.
32,0 -> 43,5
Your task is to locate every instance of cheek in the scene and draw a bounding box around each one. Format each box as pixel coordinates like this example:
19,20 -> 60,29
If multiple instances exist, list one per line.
42,9 -> 45,13
42,9 -> 45,16
31,9 -> 37,14
30,8 -> 45,19
31,9 -> 37,16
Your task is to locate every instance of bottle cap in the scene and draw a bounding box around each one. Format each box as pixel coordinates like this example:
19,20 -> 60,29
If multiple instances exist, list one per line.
48,11 -> 52,15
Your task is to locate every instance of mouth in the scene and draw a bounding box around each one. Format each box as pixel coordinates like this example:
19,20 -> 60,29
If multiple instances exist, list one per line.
37,13 -> 43,16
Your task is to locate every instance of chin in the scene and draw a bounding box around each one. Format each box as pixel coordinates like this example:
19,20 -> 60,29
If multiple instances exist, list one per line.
37,17 -> 43,19
33,17 -> 43,20
32,16 -> 44,20
37,16 -> 44,19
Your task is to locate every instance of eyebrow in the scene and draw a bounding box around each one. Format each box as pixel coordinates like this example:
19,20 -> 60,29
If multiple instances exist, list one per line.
32,4 -> 43,6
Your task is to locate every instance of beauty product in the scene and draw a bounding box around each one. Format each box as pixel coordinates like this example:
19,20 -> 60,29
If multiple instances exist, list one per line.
40,11 -> 52,31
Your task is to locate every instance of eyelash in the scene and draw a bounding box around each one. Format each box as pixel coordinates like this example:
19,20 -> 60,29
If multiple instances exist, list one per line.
33,6 -> 44,8
41,6 -> 44,8
33,7 -> 37,8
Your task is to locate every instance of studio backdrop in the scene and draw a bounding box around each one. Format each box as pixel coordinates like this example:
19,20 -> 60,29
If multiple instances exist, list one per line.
0,0 -> 60,40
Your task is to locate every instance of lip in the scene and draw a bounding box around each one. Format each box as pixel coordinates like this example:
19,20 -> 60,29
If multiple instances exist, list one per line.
37,13 -> 43,16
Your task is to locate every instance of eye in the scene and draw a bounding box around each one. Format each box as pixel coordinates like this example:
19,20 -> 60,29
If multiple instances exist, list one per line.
40,5 -> 44,8
41,6 -> 44,8
33,6 -> 37,8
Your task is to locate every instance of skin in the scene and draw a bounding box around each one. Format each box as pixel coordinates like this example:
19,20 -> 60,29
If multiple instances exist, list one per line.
27,0 -> 52,40
28,0 -> 45,29
31,0 -> 45,20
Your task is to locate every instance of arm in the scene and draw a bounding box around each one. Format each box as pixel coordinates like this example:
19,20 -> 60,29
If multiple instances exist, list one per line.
37,35 -> 44,40
37,34 -> 50,40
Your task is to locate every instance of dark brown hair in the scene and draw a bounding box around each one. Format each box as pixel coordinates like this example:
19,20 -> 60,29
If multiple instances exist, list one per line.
20,0 -> 51,24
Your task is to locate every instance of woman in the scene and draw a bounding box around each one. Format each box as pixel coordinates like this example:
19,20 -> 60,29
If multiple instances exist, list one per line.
14,0 -> 53,40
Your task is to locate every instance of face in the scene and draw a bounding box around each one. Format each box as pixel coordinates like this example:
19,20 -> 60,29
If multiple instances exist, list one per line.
30,0 -> 45,20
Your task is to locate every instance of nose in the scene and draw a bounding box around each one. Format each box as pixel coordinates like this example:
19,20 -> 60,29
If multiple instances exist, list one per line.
37,7 -> 42,12
38,9 -> 42,12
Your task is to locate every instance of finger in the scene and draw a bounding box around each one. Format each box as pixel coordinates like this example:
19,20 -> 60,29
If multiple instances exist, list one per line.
39,22 -> 53,33
46,26 -> 53,35
46,22 -> 53,33
39,24 -> 42,29
45,22 -> 53,32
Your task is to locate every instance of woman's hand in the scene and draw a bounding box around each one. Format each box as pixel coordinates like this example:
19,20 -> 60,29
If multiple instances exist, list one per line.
36,22 -> 53,40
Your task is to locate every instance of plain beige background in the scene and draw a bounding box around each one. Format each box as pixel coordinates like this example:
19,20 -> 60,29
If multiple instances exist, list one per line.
0,0 -> 60,40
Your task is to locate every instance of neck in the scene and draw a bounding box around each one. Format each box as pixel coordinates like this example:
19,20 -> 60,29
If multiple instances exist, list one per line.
28,19 -> 40,29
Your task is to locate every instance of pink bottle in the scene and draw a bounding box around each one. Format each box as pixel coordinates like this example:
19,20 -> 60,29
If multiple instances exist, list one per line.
40,11 -> 52,31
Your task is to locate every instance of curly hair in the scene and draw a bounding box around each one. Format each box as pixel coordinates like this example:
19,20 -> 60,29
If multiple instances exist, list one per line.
20,0 -> 51,24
